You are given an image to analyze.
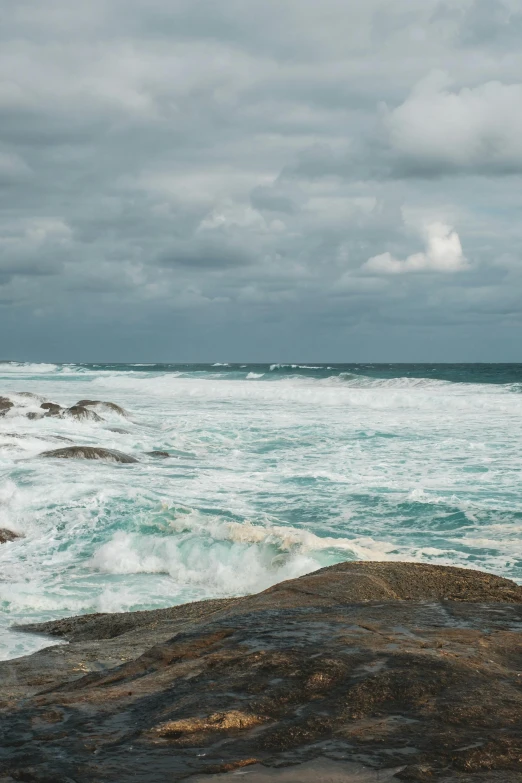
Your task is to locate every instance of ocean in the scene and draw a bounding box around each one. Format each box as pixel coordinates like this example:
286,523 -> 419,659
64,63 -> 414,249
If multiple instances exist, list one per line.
1,361 -> 521,660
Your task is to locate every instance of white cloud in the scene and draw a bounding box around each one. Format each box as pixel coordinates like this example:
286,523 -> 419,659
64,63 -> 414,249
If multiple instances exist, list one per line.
386,71 -> 522,172
364,221 -> 469,274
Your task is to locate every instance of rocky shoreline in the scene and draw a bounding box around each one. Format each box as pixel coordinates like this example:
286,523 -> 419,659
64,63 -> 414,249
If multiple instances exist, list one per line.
0,392 -> 171,479
0,561 -> 521,782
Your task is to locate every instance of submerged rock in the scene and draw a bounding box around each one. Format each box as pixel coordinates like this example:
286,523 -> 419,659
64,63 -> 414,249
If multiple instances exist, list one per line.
39,446 -> 138,463
0,528 -> 22,544
40,402 -> 62,416
2,562 -> 521,782
147,450 -> 171,458
26,411 -> 44,420
0,396 -> 13,415
76,399 -> 127,416
64,405 -> 103,422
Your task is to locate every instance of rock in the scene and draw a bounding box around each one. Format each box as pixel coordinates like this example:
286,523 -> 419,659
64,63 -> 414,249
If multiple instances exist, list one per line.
76,399 -> 127,416
39,446 -> 138,463
146,451 -> 171,458
0,397 -> 13,416
2,562 -> 521,782
26,411 -> 44,420
277,560 -> 522,603
64,405 -> 103,422
0,528 -> 22,544
40,402 -> 62,416
1,432 -> 73,443
107,426 -> 130,434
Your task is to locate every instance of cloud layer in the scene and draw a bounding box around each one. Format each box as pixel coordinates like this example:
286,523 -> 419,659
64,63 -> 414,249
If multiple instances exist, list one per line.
0,0 -> 521,361
387,71 -> 522,175
365,222 -> 469,274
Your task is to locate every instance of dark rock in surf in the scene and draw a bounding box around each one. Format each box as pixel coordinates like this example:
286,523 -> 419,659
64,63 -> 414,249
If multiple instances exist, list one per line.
26,411 -> 44,420
76,399 -> 127,416
15,392 -> 42,399
0,528 -> 22,544
64,405 -> 103,422
39,446 -> 137,463
2,562 -> 522,782
0,397 -> 13,415
107,426 -> 130,434
40,402 -> 62,416
146,451 -> 171,458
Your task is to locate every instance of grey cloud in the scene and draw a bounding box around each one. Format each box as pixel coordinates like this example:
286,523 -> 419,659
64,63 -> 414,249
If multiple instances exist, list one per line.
384,72 -> 522,177
157,239 -> 252,269
0,0 -> 521,361
250,185 -> 297,215
457,0 -> 522,48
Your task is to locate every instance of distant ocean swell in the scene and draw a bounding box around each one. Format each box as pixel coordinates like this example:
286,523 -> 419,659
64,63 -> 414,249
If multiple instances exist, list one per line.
0,361 -> 521,660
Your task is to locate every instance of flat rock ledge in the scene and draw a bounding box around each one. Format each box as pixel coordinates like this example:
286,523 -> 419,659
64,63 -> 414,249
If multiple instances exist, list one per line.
1,562 -> 521,783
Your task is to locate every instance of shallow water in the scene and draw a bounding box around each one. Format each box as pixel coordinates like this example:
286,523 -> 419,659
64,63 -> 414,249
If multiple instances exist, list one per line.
1,362 -> 521,659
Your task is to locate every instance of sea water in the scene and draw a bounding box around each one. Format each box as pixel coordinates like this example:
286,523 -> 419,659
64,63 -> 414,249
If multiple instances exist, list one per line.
1,362 -> 521,660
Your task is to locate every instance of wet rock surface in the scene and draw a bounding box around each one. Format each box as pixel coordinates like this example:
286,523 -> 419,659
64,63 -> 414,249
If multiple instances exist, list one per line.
1,562 -> 521,782
76,399 -> 128,416
26,410 -> 44,420
0,528 -> 22,544
0,396 -> 13,415
65,404 -> 103,422
39,446 -> 138,463
40,401 -> 62,416
0,393 -> 127,422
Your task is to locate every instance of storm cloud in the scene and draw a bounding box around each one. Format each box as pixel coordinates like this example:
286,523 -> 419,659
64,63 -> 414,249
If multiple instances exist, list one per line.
0,0 -> 521,361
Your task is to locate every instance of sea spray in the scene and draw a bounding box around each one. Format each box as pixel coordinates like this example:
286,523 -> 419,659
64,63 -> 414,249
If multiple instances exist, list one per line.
1,361 -> 521,660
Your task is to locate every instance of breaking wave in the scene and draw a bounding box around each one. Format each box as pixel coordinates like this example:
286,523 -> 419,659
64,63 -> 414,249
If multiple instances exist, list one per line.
1,360 -> 521,660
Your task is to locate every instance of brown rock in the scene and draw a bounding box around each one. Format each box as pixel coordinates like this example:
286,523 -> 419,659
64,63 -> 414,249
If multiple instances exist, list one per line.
0,397 -> 13,415
146,451 -> 171,458
1,562 -> 521,782
40,402 -> 62,416
64,405 -> 103,422
76,399 -> 127,416
0,528 -> 22,544
39,446 -> 137,463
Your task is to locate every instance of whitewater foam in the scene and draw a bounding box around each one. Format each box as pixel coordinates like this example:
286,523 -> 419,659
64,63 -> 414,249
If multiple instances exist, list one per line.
0,361 -> 521,660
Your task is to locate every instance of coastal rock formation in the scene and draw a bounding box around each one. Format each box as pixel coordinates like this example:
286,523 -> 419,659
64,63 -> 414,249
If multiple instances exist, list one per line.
40,401 -> 62,416
0,396 -> 13,415
64,405 -> 103,422
0,393 -> 128,422
1,562 -> 521,782
147,450 -> 171,458
76,399 -> 128,416
40,446 -> 138,463
0,528 -> 22,544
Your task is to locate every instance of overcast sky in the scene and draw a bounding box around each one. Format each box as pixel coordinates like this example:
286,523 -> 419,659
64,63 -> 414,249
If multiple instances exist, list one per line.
1,0 -> 522,362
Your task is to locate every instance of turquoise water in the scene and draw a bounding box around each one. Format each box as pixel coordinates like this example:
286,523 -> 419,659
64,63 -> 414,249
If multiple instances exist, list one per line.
1,362 -> 521,659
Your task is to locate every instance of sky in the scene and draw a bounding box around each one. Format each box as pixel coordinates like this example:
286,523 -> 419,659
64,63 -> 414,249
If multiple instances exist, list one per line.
1,0 -> 522,363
